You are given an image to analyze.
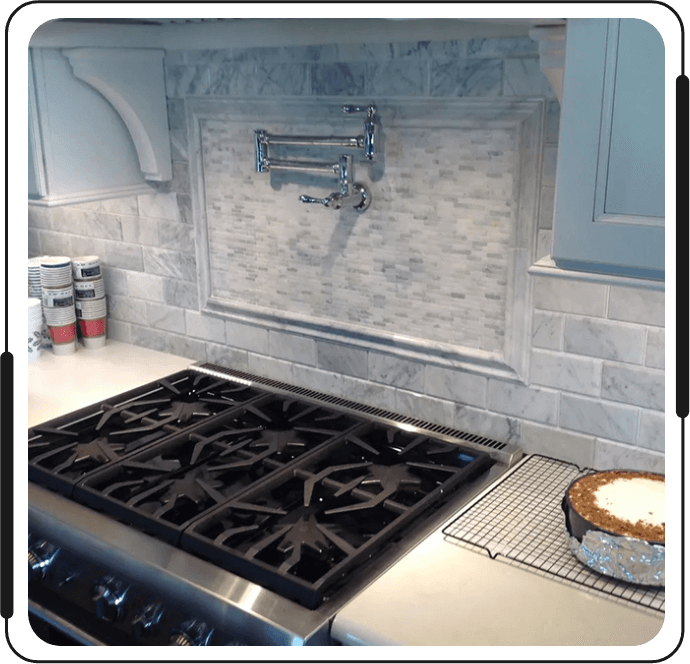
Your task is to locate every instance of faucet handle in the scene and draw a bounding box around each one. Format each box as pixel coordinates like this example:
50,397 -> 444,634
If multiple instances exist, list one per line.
342,104 -> 377,118
299,194 -> 332,206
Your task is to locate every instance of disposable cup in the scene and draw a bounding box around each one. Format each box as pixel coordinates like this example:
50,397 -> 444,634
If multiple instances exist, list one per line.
40,256 -> 71,268
43,307 -> 77,326
48,322 -> 77,345
52,339 -> 76,356
28,299 -> 43,363
72,255 -> 101,280
40,269 -> 73,289
74,278 -> 105,300
76,297 -> 107,319
82,335 -> 106,349
42,286 -> 75,308
79,317 -> 106,338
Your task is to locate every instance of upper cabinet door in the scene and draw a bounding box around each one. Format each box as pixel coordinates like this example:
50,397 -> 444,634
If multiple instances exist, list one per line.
552,18 -> 665,281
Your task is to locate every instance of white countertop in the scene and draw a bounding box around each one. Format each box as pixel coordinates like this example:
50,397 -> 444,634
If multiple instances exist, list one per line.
28,340 -> 192,428
331,519 -> 665,647
27,341 -> 667,650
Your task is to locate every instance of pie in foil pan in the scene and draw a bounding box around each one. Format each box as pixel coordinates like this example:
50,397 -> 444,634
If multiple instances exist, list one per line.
562,469 -> 664,587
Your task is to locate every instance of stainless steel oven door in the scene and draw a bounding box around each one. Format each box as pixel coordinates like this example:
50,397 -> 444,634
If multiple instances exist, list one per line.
29,603 -> 106,646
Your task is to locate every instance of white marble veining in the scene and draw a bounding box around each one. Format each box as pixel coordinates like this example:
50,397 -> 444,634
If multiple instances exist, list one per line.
292,364 -> 343,397
247,352 -> 293,384
453,403 -> 520,443
424,363 -> 488,407
185,309 -> 225,343
206,342 -> 249,371
225,320 -> 269,355
146,302 -> 185,334
608,286 -> 665,327
104,241 -> 144,272
563,316 -> 646,364
340,374 -> 397,412
645,327 -> 665,369
316,340 -> 367,379
368,351 -> 425,391
503,57 -> 555,96
142,246 -> 196,281
560,393 -> 639,444
394,389 -> 455,428
487,378 -> 558,424
532,277 -> 607,316
601,362 -> 665,411
593,438 -> 664,474
531,310 -> 563,350
269,331 -> 316,365
529,348 -> 601,396
431,58 -> 502,96
137,192 -> 180,221
637,409 -> 665,453
519,421 -> 596,467
120,215 -> 159,246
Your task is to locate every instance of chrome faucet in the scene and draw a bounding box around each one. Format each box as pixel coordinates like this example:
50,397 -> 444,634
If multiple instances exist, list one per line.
299,155 -> 371,211
254,104 -> 377,211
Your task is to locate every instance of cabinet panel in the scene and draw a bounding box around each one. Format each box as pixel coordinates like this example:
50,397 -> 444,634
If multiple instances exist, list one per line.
552,18 -> 664,281
29,47 -> 150,205
603,19 -> 664,219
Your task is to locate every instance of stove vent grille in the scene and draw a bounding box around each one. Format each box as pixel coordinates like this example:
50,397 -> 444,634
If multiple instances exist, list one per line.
194,362 -> 509,453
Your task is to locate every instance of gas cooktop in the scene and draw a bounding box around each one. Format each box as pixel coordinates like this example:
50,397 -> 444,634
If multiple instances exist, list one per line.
28,362 -> 522,645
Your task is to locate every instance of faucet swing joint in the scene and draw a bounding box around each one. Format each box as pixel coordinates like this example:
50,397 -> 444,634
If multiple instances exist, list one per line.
254,104 -> 377,212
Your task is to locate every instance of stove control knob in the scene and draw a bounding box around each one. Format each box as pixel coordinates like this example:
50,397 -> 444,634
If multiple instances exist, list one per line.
132,602 -> 165,638
28,540 -> 59,582
169,620 -> 214,646
92,576 -> 129,623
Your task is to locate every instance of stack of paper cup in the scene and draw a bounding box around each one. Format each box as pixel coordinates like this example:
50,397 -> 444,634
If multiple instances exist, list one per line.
28,257 -> 45,298
73,256 -> 106,349
28,298 -> 43,363
29,257 -> 49,348
41,256 -> 77,356
75,297 -> 107,348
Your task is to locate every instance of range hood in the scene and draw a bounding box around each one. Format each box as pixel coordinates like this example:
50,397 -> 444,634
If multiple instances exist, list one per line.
30,17 -> 566,49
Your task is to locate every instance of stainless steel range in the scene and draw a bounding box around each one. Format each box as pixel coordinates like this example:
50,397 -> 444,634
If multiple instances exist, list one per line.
28,362 -> 522,646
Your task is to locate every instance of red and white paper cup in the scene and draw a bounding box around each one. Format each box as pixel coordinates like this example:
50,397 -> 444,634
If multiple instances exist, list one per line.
48,321 -> 77,355
78,317 -> 106,349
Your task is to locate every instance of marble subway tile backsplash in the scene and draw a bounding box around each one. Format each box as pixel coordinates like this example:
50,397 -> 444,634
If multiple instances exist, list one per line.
28,34 -> 665,472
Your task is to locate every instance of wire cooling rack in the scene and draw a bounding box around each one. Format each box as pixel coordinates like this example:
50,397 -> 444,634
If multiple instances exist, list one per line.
442,455 -> 665,614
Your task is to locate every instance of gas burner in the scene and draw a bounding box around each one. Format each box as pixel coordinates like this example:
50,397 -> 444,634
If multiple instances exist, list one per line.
323,463 -> 424,515
142,468 -> 226,518
32,437 -> 126,475
158,400 -> 215,424
95,399 -> 172,432
248,506 -> 356,575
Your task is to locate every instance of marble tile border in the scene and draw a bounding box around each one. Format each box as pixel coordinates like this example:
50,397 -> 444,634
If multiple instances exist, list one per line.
189,96 -> 544,383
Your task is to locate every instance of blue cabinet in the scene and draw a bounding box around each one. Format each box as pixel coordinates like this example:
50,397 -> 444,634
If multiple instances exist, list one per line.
552,18 -> 665,281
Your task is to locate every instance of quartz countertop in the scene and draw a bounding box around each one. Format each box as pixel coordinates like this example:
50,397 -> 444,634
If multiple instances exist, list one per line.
28,340 -> 192,428
331,516 -> 665,647
26,340 -> 667,649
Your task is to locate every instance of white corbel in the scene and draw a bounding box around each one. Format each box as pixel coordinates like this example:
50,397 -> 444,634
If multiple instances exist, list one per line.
62,48 -> 172,181
529,25 -> 567,102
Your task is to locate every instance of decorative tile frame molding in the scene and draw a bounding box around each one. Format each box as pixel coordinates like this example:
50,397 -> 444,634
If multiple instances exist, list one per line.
188,97 -> 544,382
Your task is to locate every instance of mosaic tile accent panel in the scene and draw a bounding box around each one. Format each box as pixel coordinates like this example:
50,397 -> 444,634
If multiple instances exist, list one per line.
189,97 -> 543,379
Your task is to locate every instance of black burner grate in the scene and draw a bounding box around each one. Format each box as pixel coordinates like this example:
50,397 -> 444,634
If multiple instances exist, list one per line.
442,455 -> 665,614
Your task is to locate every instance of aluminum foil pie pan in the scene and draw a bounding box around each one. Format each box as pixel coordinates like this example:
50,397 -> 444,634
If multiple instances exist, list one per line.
562,470 -> 665,587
